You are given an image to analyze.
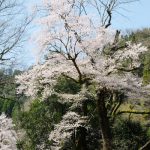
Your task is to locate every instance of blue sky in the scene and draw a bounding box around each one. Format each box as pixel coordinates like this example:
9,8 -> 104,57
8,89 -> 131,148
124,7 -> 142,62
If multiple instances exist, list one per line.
112,0 -> 150,30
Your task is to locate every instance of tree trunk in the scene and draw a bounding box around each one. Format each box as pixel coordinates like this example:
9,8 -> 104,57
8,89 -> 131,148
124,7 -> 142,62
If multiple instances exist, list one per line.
96,87 -> 112,150
76,126 -> 88,150
82,99 -> 88,116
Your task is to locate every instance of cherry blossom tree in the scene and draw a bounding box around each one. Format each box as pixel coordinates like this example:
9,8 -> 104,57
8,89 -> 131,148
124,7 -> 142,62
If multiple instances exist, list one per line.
0,113 -> 18,150
16,0 -> 149,150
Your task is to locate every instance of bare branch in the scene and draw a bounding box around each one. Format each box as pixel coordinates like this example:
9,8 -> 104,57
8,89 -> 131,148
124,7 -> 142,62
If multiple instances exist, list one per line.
0,0 -> 32,65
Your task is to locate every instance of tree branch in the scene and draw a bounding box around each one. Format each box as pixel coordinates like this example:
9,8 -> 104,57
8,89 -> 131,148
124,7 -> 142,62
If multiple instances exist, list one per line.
139,140 -> 150,150
117,110 -> 150,115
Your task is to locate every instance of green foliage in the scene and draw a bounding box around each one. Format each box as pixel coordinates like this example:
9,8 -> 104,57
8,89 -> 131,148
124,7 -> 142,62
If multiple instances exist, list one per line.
55,76 -> 81,94
19,97 -> 69,149
16,136 -> 35,150
0,99 -> 4,114
124,28 -> 150,46
143,52 -> 150,85
112,119 -> 148,150
146,128 -> 150,138
0,68 -> 22,116
12,102 -> 22,129
1,99 -> 16,117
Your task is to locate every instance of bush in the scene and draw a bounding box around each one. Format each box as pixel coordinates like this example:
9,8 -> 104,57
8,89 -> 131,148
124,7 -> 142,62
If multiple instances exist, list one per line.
2,99 -> 16,117
112,119 -> 148,150
19,97 -> 69,149
55,76 -> 81,94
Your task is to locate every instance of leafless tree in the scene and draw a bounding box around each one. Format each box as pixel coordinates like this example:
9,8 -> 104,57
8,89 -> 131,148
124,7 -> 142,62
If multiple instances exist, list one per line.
0,0 -> 32,65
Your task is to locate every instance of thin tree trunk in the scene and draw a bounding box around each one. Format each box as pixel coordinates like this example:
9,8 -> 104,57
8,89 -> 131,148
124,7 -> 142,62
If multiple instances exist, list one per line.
82,99 -> 88,116
96,87 -> 112,150
76,126 -> 88,150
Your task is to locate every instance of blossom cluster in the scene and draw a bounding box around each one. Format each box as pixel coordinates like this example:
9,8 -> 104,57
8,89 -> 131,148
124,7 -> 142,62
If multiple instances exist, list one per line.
49,112 -> 87,150
0,113 -> 18,150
